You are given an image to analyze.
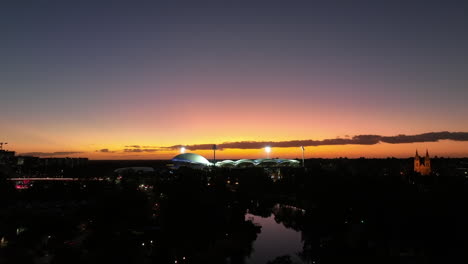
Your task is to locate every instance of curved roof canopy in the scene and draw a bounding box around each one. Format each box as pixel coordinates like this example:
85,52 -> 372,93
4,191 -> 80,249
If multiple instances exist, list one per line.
234,159 -> 256,167
170,153 -> 300,169
172,153 -> 212,166
216,160 -> 236,168
257,159 -> 279,166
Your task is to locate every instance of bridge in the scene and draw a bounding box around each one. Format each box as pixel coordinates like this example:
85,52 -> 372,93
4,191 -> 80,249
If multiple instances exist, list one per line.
7,178 -> 105,181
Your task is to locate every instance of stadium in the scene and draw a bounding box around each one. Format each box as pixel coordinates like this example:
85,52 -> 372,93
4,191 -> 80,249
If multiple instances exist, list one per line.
171,153 -> 301,169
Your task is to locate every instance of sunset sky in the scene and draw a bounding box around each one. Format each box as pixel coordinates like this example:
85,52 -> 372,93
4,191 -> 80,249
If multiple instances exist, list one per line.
1,0 -> 468,159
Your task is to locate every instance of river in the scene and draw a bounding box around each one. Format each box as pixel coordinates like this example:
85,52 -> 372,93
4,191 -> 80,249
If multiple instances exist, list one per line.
245,210 -> 306,264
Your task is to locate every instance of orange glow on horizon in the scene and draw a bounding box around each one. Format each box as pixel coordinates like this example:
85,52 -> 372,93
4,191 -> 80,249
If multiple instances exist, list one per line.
12,140 -> 466,160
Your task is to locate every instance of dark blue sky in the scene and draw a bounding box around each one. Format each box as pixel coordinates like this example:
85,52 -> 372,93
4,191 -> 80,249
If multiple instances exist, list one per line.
1,0 -> 468,157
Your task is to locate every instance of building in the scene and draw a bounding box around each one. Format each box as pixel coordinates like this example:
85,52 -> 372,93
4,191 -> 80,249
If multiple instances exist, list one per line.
41,157 -> 88,168
171,153 -> 300,169
0,150 -> 16,165
414,150 -> 431,175
171,153 -> 212,169
114,167 -> 155,175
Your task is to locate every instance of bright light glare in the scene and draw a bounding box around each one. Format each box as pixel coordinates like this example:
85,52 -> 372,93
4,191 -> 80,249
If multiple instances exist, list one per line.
265,146 -> 271,153
180,147 -> 186,153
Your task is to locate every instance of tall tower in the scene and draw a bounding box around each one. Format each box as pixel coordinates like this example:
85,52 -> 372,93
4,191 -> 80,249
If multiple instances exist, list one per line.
414,150 -> 420,171
424,149 -> 431,170
212,144 -> 217,165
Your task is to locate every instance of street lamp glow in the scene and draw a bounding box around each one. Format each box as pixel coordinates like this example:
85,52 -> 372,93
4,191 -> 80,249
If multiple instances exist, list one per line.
180,147 -> 186,154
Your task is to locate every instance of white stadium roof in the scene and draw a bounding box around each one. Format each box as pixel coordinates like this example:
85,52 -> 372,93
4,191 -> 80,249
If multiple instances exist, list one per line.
171,153 -> 300,169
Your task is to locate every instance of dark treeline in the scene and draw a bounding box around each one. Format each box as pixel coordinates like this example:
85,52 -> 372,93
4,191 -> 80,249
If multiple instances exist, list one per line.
1,158 -> 468,263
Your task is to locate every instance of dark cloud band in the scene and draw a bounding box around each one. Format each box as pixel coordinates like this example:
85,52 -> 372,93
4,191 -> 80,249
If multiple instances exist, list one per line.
123,148 -> 161,153
166,131 -> 468,151
19,151 -> 83,157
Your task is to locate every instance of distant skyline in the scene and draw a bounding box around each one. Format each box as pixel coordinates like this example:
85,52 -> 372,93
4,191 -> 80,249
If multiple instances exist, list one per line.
2,1 -> 468,159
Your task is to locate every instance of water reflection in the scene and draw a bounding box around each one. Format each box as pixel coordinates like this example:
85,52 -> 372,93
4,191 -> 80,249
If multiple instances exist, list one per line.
246,204 -> 306,264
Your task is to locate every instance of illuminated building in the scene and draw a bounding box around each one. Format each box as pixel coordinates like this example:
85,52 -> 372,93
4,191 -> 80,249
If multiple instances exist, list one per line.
414,150 -> 431,175
171,153 -> 300,169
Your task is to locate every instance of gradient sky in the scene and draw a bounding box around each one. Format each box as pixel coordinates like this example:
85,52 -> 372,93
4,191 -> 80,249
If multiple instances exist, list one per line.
1,0 -> 468,159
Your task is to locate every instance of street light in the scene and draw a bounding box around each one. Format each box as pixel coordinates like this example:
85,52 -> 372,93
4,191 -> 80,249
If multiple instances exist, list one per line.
180,147 -> 186,154
265,146 -> 271,159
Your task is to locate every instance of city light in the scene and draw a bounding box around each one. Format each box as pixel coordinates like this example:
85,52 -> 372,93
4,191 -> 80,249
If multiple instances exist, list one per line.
1,0 -> 467,260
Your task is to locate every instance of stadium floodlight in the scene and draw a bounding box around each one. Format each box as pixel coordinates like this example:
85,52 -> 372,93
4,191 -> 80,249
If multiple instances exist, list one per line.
301,146 -> 305,167
265,146 -> 271,159
212,144 -> 217,165
180,147 -> 186,154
